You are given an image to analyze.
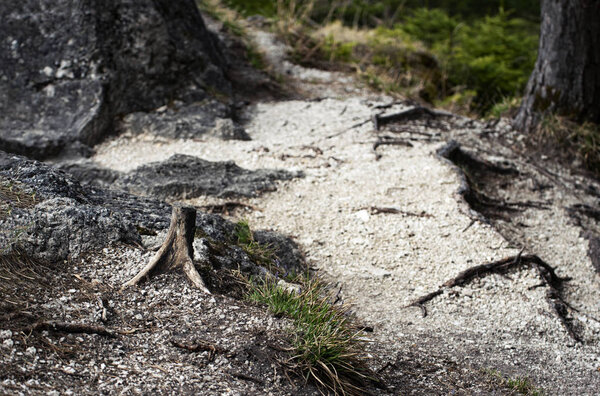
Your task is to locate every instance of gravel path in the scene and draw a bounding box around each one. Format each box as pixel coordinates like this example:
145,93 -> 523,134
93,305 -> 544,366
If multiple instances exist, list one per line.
91,30 -> 600,394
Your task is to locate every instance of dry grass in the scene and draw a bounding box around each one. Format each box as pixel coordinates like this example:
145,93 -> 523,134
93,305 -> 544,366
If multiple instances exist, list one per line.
0,177 -> 37,219
483,368 -> 544,395
0,251 -> 52,306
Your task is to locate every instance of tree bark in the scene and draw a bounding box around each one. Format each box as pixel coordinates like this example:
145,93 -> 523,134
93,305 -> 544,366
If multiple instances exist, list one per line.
124,205 -> 210,293
514,0 -> 600,131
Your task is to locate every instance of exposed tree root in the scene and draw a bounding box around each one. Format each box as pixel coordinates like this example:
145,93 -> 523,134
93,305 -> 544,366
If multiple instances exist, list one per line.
409,290 -> 444,317
124,205 -> 210,293
568,203 -> 600,222
436,141 -> 549,221
407,252 -> 581,342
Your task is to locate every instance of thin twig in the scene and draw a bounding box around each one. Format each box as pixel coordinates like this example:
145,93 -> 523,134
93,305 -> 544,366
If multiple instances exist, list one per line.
24,321 -> 117,338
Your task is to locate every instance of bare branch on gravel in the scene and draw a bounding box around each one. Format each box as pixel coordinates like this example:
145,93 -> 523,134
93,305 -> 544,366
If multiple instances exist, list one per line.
360,206 -> 433,218
227,370 -> 265,384
171,338 -> 224,360
24,321 -> 116,338
387,127 -> 442,140
124,205 -> 210,293
373,138 -> 414,160
199,202 -> 258,215
372,106 -> 453,131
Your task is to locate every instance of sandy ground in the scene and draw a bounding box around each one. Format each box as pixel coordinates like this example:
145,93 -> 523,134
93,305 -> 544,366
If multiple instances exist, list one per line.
91,29 -> 600,394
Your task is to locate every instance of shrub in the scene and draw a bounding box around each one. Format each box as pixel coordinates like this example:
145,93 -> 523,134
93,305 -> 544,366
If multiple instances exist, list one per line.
445,10 -> 538,113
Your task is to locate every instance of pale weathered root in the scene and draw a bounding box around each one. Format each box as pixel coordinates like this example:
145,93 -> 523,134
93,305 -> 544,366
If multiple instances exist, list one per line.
124,205 -> 210,293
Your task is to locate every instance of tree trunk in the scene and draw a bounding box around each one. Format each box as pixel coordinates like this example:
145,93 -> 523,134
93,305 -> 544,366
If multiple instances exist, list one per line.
514,0 -> 600,131
124,205 -> 210,293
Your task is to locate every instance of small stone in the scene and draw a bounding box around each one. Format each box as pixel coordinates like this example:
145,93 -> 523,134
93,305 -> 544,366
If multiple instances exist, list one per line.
2,339 -> 14,348
210,118 -> 250,141
354,209 -> 370,222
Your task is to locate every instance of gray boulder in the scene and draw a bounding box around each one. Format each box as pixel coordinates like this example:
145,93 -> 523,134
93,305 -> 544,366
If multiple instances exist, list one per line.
115,154 -> 301,199
0,152 -> 305,278
0,0 -> 229,159
121,101 -> 250,140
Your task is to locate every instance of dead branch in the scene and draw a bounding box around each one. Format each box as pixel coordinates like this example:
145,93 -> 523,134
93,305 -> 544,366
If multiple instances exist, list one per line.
25,321 -> 116,338
171,338 -> 223,360
372,106 -> 453,130
387,127 -> 442,140
199,202 -> 257,215
361,206 -> 433,218
373,138 -> 413,160
124,205 -> 210,293
408,290 -> 444,317
227,370 -> 265,384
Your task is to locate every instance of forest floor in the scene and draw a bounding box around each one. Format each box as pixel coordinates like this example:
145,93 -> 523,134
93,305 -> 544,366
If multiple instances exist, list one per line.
2,18 -> 600,396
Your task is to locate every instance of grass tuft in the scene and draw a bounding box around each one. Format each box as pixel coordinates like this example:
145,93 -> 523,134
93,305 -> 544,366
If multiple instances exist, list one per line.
248,277 -> 373,395
507,376 -> 543,395
234,219 -> 277,270
197,0 -> 268,71
483,368 -> 544,395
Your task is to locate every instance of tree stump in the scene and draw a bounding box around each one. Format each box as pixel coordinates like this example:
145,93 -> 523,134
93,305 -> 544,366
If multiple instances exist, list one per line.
124,205 -> 210,293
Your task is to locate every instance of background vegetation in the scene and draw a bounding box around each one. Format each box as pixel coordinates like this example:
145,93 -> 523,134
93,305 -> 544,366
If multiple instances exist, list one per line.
221,0 -> 539,116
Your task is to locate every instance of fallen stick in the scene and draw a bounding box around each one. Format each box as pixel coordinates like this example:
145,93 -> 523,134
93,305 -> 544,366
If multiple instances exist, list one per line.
199,202 -> 258,215
25,321 -> 116,338
227,370 -> 265,384
171,338 -> 223,360
361,206 -> 433,218
373,139 -> 413,160
372,106 -> 453,130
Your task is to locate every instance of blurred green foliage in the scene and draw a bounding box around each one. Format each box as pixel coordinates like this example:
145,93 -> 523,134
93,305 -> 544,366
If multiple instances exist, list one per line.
224,0 -> 540,23
216,0 -> 539,115
399,8 -> 538,112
